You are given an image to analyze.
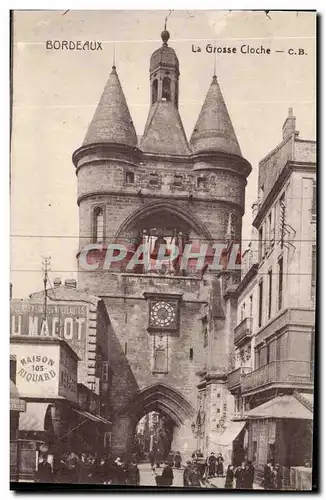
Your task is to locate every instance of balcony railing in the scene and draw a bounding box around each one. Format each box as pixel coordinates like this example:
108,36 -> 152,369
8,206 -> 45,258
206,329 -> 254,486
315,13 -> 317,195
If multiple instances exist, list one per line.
234,317 -> 253,346
241,360 -> 313,393
227,366 -> 252,391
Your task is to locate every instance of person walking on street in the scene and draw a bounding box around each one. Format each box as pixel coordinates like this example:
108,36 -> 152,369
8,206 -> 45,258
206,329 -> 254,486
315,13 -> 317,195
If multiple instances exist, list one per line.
174,451 -> 182,469
207,452 -> 217,478
224,464 -> 234,489
161,461 -> 174,486
149,449 -> 155,470
77,453 -> 90,484
263,462 -> 274,490
36,455 -> 53,483
234,462 -> 246,489
274,464 -> 283,490
66,451 -> 79,484
216,453 -> 224,477
245,460 -> 255,489
126,458 -> 140,486
155,448 -> 162,468
183,460 -> 192,487
189,463 -> 202,488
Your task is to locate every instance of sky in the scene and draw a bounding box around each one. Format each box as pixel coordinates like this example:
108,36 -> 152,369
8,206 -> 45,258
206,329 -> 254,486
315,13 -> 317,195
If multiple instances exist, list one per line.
10,10 -> 316,298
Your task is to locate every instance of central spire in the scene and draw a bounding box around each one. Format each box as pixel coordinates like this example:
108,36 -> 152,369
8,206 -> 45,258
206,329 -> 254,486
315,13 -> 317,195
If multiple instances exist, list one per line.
140,28 -> 190,156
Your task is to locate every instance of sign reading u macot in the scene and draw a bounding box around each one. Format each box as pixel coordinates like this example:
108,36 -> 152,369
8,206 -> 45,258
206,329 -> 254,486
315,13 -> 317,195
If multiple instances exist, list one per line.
10,300 -> 88,359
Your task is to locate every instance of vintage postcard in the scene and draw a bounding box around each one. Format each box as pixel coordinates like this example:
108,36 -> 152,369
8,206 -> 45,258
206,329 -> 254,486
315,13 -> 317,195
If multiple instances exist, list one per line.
10,10 -> 316,491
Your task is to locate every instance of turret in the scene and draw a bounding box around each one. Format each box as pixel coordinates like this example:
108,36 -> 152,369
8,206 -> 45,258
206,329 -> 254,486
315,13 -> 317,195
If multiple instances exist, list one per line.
140,29 -> 191,156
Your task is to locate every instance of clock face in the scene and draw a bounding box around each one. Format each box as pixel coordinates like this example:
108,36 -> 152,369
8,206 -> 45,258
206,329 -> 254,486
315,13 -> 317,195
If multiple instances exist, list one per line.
150,301 -> 177,329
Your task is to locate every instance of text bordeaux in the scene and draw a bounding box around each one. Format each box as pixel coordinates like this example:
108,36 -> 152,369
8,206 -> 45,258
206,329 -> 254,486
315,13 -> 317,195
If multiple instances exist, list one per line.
46,40 -> 103,51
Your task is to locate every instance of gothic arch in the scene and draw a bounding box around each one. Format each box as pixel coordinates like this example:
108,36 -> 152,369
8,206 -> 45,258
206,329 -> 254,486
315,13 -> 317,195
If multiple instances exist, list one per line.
114,200 -> 212,241
118,382 -> 195,427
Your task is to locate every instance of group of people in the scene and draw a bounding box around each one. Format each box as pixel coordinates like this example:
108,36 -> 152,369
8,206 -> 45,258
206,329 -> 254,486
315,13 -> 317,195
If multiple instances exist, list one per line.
206,452 -> 225,478
36,451 -> 141,486
224,461 -> 255,489
263,462 -> 283,490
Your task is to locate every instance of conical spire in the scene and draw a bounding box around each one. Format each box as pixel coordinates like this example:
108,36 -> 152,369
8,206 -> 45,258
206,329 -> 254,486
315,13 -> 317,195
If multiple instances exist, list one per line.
190,75 -> 241,156
83,66 -> 137,147
140,100 -> 191,155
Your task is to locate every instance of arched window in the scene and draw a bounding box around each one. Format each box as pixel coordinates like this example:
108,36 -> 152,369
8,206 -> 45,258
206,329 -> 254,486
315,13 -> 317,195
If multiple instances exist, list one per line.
162,77 -> 171,100
94,207 -> 104,243
152,79 -> 158,104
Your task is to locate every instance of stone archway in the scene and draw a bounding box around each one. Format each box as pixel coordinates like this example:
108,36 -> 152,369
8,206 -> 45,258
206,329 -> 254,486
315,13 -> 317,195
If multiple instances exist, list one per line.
111,383 -> 197,460
114,200 -> 213,241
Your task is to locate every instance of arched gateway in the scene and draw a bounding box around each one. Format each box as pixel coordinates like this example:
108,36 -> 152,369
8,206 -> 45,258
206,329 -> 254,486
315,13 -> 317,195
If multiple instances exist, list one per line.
73,28 -> 251,459
111,383 -> 195,458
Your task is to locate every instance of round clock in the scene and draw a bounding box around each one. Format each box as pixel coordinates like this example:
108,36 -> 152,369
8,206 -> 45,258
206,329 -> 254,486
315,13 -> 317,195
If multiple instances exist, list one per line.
150,301 -> 176,328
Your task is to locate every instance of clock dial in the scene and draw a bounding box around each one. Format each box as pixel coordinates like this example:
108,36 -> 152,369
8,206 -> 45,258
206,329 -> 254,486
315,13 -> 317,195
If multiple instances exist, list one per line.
150,301 -> 176,328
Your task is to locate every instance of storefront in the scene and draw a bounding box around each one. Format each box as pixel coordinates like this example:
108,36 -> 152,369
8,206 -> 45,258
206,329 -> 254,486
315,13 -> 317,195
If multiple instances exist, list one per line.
245,394 -> 313,488
210,420 -> 246,466
10,336 -> 79,481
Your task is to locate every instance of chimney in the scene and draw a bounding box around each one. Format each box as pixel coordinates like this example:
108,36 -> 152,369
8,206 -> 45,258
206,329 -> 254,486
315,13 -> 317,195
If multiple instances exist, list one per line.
65,279 -> 77,289
282,107 -> 298,140
53,278 -> 62,288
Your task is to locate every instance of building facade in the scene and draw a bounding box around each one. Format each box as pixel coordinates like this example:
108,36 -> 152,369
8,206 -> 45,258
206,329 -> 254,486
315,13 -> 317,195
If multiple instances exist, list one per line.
72,28 -> 251,459
10,279 -> 112,480
227,109 -> 315,488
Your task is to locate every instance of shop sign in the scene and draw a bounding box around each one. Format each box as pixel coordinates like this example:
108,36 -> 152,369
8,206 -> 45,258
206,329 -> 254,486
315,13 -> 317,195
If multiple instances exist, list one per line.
10,397 -> 26,412
10,300 -> 88,360
58,348 -> 78,402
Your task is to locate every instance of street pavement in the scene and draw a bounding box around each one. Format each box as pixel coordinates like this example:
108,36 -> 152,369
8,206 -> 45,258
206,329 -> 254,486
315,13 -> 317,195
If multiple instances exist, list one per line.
139,463 -> 184,487
138,463 -> 216,489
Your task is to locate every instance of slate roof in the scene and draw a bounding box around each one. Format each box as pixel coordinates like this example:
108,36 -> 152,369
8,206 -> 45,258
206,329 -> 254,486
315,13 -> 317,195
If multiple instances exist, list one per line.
83,66 -> 138,148
190,75 -> 242,156
140,100 -> 191,156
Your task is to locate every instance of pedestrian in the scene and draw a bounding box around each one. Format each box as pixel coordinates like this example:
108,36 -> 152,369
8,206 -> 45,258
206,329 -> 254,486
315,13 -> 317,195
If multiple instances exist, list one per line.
126,458 -> 140,486
148,449 -> 155,469
77,453 -> 90,484
36,455 -> 53,483
224,464 -> 234,489
161,461 -> 174,486
274,464 -> 283,490
183,460 -> 192,487
189,463 -> 202,487
112,457 -> 126,485
155,448 -> 162,468
263,462 -> 274,490
95,457 -> 110,484
174,450 -> 182,469
245,460 -> 255,489
216,453 -> 224,477
207,452 -> 217,478
65,451 -> 79,483
234,462 -> 245,489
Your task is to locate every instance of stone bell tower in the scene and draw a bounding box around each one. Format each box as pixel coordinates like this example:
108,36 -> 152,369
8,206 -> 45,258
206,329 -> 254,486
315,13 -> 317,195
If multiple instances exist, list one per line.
72,26 -> 251,459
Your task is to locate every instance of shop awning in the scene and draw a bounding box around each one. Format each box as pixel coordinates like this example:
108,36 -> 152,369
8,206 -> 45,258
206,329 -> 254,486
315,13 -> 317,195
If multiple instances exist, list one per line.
10,380 -> 26,412
19,402 -> 51,431
245,395 -> 313,420
211,421 -> 246,447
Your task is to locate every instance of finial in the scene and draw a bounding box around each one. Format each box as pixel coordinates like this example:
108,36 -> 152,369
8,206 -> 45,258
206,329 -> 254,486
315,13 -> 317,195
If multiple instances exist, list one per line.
213,42 -> 217,78
161,10 -> 172,46
288,107 -> 293,117
112,40 -> 116,68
